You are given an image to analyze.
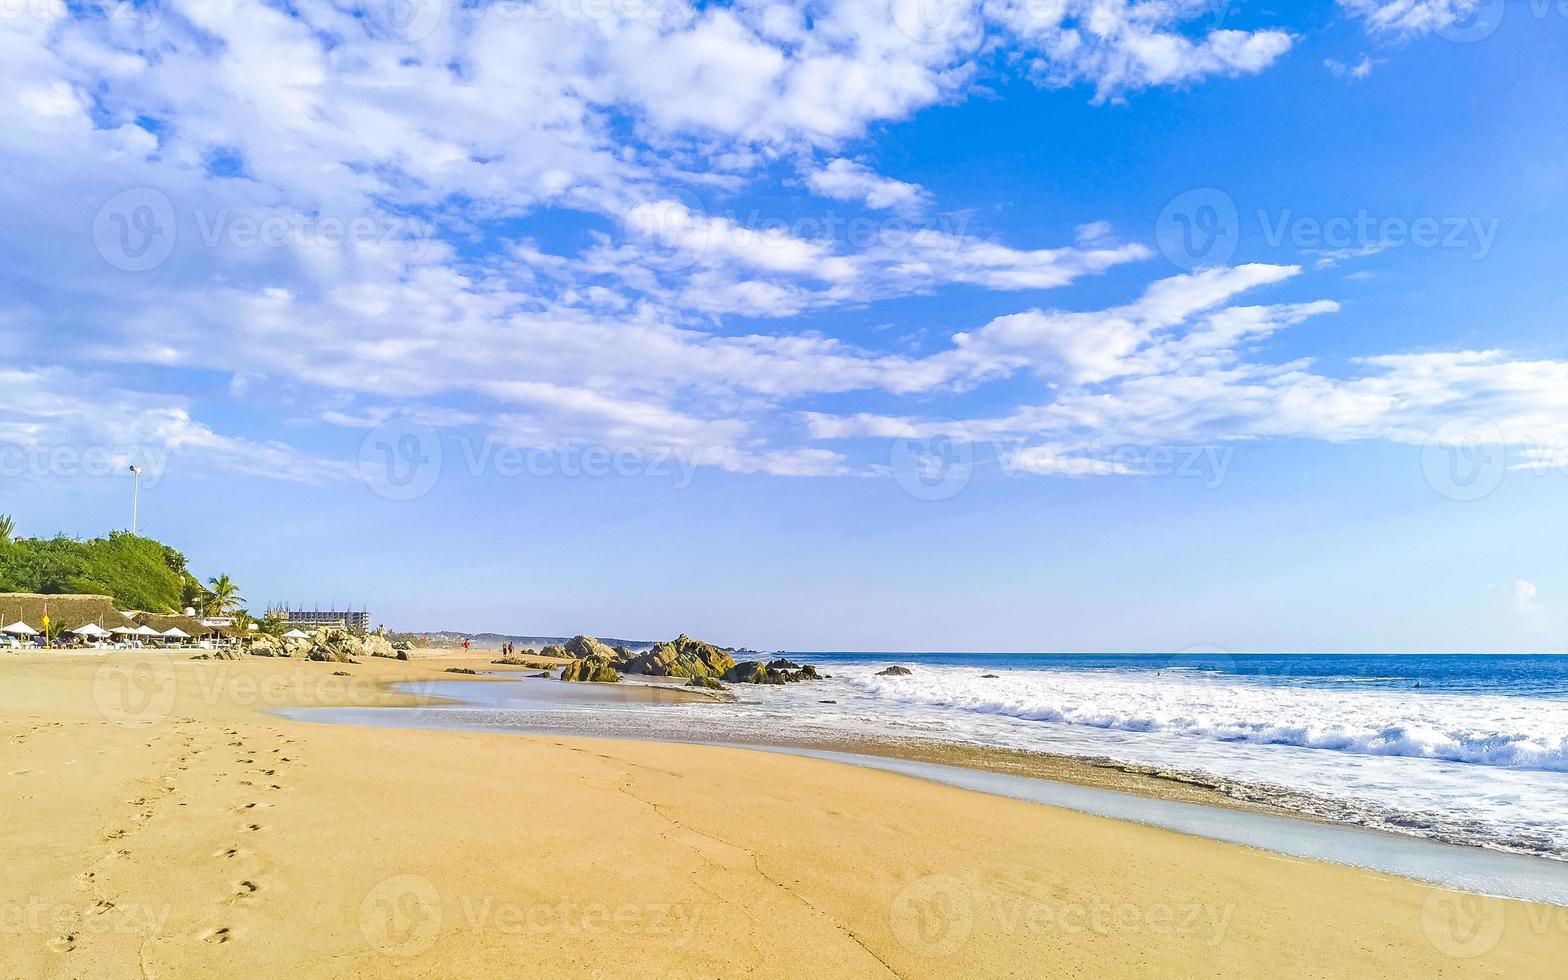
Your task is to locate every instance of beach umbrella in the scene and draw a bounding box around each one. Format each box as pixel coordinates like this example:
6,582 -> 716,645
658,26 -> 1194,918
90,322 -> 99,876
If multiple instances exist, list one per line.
131,625 -> 160,637
109,626 -> 138,635
281,629 -> 310,640
162,627 -> 191,640
2,621 -> 39,637
70,623 -> 111,638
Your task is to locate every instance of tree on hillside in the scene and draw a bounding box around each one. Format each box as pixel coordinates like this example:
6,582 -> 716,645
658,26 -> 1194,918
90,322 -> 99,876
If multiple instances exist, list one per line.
206,574 -> 243,615
180,578 -> 207,614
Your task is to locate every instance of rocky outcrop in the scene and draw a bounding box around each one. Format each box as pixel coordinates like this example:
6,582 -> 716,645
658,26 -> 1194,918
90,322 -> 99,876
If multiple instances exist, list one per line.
621,634 -> 736,679
722,659 -> 821,685
562,635 -> 620,662
560,657 -> 620,683
246,634 -> 283,657
193,649 -> 243,661
877,665 -> 913,677
279,628 -> 390,664
686,675 -> 726,691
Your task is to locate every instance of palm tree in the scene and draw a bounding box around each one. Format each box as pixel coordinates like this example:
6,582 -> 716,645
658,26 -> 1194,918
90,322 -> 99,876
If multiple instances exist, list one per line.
0,514 -> 14,543
206,574 -> 243,616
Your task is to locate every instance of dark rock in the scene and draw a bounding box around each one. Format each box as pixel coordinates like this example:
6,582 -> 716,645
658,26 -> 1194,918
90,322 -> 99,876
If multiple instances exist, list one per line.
818,699 -> 837,704
531,671 -> 553,678
395,650 -> 410,661
767,658 -> 801,670
445,667 -> 478,675
560,657 -> 620,683
877,665 -> 913,677
332,670 -> 352,676
722,661 -> 781,685
980,673 -> 999,679
686,676 -> 726,690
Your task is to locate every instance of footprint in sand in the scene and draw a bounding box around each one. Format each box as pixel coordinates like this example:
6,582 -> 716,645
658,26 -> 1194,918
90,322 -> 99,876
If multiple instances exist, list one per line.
215,847 -> 242,859
201,927 -> 232,944
233,880 -> 259,898
8,769 -> 35,776
47,934 -> 76,953
104,829 -> 127,840
243,824 -> 263,832
90,900 -> 115,915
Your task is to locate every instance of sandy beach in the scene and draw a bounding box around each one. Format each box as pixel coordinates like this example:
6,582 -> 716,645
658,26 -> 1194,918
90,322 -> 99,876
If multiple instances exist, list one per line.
3,651 -> 1565,979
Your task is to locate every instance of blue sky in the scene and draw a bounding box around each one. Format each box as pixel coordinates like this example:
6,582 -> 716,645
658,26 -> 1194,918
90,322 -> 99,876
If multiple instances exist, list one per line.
3,1 -> 1565,651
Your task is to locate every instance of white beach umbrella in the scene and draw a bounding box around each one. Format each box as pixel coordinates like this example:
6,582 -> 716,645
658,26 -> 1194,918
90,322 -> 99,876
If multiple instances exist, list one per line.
109,626 -> 138,635
2,621 -> 39,637
162,627 -> 191,639
281,629 -> 310,640
131,625 -> 160,637
70,623 -> 111,638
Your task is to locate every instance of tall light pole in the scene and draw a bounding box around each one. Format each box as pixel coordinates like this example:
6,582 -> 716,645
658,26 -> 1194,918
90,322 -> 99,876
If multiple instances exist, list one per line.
128,465 -> 142,535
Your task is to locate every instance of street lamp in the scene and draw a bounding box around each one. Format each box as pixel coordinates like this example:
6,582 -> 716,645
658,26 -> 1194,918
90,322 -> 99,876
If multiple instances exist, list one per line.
128,465 -> 142,535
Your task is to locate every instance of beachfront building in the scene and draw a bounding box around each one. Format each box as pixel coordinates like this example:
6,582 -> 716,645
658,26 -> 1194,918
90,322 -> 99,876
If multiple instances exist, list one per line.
274,606 -> 372,633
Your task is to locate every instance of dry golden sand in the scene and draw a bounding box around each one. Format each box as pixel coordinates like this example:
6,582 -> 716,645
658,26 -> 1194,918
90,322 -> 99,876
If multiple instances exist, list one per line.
2,651 -> 1565,979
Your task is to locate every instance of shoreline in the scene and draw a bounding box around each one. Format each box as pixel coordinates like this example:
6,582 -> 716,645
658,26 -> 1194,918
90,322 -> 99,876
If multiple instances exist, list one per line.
283,669 -> 1568,904
5,650 -> 1567,977
311,667 -> 1565,862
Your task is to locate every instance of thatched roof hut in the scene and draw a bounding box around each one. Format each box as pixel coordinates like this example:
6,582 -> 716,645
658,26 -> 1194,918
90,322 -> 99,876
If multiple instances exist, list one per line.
0,593 -> 132,632
133,612 -> 232,639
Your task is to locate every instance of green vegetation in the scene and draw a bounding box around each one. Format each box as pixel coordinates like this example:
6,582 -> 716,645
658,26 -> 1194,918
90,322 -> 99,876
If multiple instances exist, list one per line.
0,516 -> 213,614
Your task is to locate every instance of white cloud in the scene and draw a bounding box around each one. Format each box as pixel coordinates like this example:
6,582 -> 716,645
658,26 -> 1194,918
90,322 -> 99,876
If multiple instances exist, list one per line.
806,159 -> 931,215
1339,0 -> 1491,36
1325,55 -> 1377,80
0,368 -> 350,485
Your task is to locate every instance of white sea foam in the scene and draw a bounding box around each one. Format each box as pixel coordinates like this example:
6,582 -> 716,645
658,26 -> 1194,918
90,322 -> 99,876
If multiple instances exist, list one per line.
836,666 -> 1568,771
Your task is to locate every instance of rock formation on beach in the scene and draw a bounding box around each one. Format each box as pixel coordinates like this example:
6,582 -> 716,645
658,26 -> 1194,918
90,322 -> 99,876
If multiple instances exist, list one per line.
560,657 -> 620,683
244,628 -> 391,663
552,633 -> 820,687
876,665 -> 913,676
562,635 -> 620,661
621,634 -> 736,679
722,659 -> 821,685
